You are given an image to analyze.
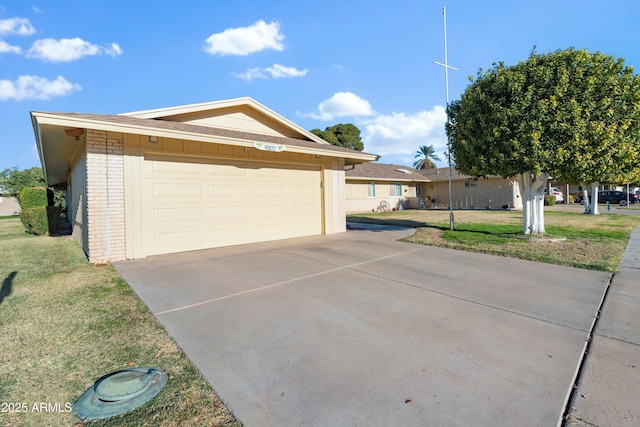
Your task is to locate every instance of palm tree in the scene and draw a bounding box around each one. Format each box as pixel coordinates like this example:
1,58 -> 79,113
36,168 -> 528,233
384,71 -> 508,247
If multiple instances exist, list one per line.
413,145 -> 441,170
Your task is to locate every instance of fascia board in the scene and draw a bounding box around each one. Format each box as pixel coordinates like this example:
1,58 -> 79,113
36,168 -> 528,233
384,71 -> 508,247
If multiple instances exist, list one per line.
30,112 -> 49,185
346,176 -> 426,183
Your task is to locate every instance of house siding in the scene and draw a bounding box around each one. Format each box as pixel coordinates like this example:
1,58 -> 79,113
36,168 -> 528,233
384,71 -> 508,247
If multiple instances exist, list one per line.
418,177 -> 520,209
85,129 -> 125,263
345,180 -> 416,213
329,158 -> 346,233
68,144 -> 88,254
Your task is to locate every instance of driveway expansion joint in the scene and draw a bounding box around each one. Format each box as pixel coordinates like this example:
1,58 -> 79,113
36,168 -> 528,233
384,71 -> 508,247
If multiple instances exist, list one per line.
558,273 -> 613,427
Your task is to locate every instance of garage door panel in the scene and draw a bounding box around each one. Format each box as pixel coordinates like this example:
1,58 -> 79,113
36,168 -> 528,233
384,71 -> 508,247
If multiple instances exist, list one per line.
151,229 -> 206,252
208,183 -> 249,198
143,156 -> 322,256
148,182 -> 203,198
146,159 -> 204,175
152,206 -> 203,223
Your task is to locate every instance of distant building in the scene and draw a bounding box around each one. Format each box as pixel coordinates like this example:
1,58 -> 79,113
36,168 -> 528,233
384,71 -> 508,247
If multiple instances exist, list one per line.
0,196 -> 21,216
345,164 -> 522,213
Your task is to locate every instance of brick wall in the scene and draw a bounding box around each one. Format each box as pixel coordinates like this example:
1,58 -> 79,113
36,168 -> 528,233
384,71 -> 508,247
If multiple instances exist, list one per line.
331,158 -> 346,233
85,129 -> 125,263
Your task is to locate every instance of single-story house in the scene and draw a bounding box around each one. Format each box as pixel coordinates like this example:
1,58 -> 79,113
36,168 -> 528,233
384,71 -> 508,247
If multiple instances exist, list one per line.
417,167 -> 523,210
345,163 -> 431,213
31,97 -> 378,263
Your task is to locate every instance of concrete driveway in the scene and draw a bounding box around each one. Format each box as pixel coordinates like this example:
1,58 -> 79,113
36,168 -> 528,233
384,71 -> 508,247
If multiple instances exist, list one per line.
114,225 -> 610,427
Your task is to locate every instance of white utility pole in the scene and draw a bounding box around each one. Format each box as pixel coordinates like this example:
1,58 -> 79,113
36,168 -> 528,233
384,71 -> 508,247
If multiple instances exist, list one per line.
434,6 -> 458,231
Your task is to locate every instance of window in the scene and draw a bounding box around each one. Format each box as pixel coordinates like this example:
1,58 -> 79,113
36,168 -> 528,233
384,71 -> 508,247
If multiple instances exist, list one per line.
367,182 -> 376,198
390,183 -> 402,197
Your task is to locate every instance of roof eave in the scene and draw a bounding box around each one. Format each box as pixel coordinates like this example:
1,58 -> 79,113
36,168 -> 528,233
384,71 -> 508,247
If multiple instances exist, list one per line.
31,112 -> 378,163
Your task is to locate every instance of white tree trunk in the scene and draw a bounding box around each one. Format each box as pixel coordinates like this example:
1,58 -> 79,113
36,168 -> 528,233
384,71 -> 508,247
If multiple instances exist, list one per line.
581,182 -> 590,214
590,182 -> 600,215
518,172 -> 549,234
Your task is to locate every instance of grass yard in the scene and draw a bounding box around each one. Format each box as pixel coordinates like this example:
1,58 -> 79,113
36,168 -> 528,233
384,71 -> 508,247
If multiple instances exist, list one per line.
0,217 -> 241,427
348,208 -> 640,272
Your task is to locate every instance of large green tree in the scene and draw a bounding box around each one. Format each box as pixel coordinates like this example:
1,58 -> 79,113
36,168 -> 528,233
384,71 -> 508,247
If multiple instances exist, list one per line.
413,145 -> 441,169
0,167 -> 45,199
310,124 -> 364,151
447,48 -> 640,233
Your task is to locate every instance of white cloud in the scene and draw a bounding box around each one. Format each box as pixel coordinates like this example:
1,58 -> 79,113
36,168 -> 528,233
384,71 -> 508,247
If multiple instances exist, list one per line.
0,75 -> 81,101
234,63 -> 307,80
204,20 -> 284,56
32,6 -> 43,13
0,40 -> 21,54
27,38 -> 123,62
361,105 -> 448,163
0,17 -> 36,36
105,42 -> 122,56
301,92 -> 375,120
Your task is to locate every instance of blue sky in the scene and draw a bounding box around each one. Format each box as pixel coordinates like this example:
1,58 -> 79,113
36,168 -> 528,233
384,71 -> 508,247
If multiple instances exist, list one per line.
1,0 -> 639,171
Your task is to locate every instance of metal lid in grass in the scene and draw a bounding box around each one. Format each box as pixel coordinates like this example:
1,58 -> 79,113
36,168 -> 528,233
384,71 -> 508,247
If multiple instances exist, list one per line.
73,367 -> 167,420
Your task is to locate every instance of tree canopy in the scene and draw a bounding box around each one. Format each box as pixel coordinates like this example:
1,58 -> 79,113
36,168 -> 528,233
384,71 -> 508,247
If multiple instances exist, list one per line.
413,145 -> 441,169
0,167 -> 45,198
447,48 -> 640,228
448,48 -> 640,181
310,124 -> 364,151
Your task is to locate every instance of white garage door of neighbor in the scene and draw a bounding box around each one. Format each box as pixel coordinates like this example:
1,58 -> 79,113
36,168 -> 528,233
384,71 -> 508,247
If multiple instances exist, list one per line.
143,155 -> 323,256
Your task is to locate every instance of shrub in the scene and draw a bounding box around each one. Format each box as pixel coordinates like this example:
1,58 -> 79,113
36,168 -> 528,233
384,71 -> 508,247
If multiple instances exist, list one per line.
544,195 -> 556,206
19,187 -> 47,208
567,194 -> 575,204
20,206 -> 48,235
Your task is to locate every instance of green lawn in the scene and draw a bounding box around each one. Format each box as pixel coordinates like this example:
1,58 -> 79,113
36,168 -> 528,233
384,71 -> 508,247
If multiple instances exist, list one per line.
348,209 -> 640,272
0,217 -> 241,427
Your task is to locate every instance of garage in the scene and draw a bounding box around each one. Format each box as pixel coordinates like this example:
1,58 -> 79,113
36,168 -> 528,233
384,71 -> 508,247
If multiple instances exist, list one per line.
143,155 -> 322,256
32,97 -> 378,263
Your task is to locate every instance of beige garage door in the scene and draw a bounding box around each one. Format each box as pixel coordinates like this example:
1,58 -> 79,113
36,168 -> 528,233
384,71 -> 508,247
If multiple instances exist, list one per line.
142,154 -> 322,256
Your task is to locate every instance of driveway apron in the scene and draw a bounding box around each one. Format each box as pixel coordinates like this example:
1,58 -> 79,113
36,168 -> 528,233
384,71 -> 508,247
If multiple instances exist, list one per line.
114,226 -> 609,427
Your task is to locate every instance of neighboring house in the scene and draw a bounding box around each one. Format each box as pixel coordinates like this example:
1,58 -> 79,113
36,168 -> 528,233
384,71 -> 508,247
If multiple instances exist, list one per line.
32,97 -> 378,263
345,163 -> 431,213
0,196 -> 20,216
417,167 -> 523,210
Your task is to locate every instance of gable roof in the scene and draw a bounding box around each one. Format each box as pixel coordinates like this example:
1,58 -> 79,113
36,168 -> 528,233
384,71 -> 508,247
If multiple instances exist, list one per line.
120,97 -> 329,145
31,98 -> 378,185
345,163 -> 431,182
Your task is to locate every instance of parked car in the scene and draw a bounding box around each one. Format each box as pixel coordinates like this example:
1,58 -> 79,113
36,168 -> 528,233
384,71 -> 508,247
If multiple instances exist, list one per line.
575,190 -> 638,206
598,190 -> 638,206
544,187 -> 564,203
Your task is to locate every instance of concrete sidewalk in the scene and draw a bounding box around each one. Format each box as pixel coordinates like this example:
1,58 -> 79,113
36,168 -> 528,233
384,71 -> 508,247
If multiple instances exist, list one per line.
565,225 -> 640,426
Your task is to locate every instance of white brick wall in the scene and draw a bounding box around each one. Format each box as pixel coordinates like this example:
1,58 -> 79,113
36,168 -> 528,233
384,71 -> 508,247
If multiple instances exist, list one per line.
85,129 -> 125,263
331,158 -> 346,233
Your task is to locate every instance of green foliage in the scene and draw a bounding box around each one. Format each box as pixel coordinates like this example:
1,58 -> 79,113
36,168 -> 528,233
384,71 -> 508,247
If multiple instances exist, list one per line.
19,187 -> 48,208
567,194 -> 575,204
0,167 -> 45,198
413,145 -> 442,169
447,48 -> 640,183
543,195 -> 556,206
47,206 -> 68,235
311,123 -> 364,151
20,206 -> 48,235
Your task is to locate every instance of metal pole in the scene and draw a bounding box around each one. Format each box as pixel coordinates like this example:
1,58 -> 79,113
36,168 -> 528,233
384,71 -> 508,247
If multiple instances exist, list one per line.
434,7 -> 458,230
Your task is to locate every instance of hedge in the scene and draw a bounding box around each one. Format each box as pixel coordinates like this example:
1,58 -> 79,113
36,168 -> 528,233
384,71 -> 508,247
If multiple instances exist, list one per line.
19,187 -> 48,208
20,206 -> 48,235
543,195 -> 556,206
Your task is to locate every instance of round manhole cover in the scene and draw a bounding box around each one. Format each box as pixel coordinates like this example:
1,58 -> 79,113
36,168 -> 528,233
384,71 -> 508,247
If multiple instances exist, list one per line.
73,367 -> 167,420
